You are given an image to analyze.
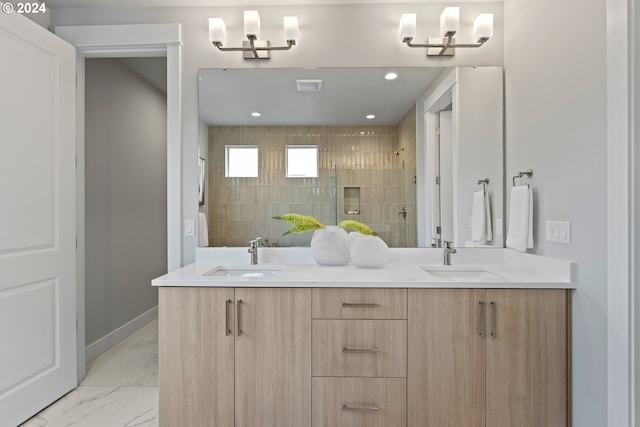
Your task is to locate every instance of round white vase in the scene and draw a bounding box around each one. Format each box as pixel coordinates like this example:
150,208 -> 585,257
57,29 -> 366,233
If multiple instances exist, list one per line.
349,234 -> 389,268
310,226 -> 351,266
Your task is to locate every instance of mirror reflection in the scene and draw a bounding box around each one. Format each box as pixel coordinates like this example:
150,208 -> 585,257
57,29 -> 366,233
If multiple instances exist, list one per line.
198,67 -> 503,248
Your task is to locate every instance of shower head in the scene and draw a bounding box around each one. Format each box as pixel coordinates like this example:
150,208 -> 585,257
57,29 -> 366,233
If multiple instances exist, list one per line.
393,147 -> 405,155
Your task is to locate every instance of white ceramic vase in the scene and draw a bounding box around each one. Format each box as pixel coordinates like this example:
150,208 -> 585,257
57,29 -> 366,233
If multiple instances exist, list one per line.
349,234 -> 389,268
310,226 -> 351,266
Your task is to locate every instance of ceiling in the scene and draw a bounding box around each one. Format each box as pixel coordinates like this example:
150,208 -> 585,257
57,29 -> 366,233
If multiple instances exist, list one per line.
198,67 -> 445,126
44,0 -> 487,8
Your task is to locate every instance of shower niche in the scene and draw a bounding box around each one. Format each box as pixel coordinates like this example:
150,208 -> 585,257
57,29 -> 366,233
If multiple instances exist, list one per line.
344,187 -> 361,215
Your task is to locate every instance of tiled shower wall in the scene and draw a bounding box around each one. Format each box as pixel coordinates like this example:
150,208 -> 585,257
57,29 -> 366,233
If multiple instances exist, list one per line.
208,113 -> 417,247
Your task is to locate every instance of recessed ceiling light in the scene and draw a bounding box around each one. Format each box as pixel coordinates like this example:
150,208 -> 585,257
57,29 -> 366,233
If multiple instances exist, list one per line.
251,112 -> 261,117
385,72 -> 398,80
366,114 -> 375,119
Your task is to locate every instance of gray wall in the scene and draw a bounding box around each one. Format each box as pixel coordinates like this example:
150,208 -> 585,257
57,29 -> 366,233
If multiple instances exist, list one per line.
503,0 -> 607,425
85,58 -> 167,345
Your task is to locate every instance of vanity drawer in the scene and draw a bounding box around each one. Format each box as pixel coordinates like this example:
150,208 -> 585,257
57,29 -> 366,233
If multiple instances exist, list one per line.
312,377 -> 406,427
312,320 -> 407,377
312,288 -> 406,319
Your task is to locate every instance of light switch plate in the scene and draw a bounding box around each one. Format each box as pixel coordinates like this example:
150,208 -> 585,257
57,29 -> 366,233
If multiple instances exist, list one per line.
546,221 -> 571,244
184,219 -> 195,237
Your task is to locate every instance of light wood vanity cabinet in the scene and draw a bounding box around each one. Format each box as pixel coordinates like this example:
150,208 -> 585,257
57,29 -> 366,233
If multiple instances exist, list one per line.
408,288 -> 570,427
159,287 -> 311,427
159,286 -> 569,427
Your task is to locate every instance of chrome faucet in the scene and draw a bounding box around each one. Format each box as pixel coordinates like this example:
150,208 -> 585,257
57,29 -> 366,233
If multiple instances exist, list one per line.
443,241 -> 457,265
248,237 -> 262,265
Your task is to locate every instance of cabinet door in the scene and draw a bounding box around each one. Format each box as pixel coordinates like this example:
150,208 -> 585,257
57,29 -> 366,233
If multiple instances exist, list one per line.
485,289 -> 568,427
235,288 -> 312,427
159,287 -> 235,427
407,289 -> 486,427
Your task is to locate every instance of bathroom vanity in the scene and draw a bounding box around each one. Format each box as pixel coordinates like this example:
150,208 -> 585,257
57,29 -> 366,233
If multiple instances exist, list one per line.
153,249 -> 574,427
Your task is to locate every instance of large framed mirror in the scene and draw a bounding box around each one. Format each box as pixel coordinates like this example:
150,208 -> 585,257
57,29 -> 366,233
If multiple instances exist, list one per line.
198,66 -> 503,248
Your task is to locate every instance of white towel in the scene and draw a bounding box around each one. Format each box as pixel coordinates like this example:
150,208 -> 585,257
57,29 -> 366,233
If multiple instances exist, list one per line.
198,212 -> 209,247
506,185 -> 534,252
471,190 -> 493,242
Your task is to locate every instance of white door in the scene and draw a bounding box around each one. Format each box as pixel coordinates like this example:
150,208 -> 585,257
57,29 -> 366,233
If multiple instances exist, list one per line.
0,11 -> 77,427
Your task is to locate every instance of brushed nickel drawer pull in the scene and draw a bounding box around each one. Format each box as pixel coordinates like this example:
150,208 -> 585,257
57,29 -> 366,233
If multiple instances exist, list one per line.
478,301 -> 485,337
342,347 -> 380,353
225,299 -> 233,336
342,302 -> 380,308
342,404 -> 380,412
490,301 -> 497,338
237,299 -> 243,336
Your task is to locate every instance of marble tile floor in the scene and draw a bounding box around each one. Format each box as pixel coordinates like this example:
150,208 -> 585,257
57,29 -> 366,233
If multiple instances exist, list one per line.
20,320 -> 159,427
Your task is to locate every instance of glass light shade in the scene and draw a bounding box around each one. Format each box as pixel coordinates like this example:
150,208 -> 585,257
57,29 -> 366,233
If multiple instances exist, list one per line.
473,14 -> 494,42
244,10 -> 261,38
399,13 -> 416,41
209,18 -> 226,44
284,16 -> 299,41
440,7 -> 460,36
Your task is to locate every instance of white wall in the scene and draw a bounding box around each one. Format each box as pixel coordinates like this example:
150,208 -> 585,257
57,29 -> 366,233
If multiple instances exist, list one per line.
49,1 -> 505,265
85,58 -> 167,345
503,0 -> 607,426
455,66 -> 503,246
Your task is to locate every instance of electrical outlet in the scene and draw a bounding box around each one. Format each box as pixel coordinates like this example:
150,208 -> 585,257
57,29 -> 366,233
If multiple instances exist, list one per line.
546,221 -> 571,244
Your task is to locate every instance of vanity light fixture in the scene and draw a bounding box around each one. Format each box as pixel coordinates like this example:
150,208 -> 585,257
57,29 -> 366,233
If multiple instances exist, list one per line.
399,7 -> 493,57
209,11 -> 299,60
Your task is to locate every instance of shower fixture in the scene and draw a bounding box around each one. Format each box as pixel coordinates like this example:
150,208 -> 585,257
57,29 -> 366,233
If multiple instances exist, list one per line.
394,147 -> 405,155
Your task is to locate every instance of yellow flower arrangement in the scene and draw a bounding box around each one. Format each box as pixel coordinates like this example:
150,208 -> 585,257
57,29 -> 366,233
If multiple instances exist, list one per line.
272,214 -> 377,236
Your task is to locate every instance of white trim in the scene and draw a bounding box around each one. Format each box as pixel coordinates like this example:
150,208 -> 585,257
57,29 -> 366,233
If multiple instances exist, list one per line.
75,54 -> 86,383
606,0 -> 634,426
85,306 -> 158,363
421,68 -> 458,247
54,23 -> 182,382
55,24 -> 181,51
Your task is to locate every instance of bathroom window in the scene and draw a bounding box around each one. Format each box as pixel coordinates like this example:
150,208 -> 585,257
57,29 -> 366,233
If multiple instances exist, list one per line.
225,145 -> 258,177
286,145 -> 318,178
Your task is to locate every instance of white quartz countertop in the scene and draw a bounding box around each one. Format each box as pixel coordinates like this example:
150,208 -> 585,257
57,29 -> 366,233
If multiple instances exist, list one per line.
152,260 -> 575,289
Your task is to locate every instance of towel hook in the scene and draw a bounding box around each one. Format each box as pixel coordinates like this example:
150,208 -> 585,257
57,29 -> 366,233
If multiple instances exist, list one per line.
477,178 -> 489,192
512,169 -> 533,187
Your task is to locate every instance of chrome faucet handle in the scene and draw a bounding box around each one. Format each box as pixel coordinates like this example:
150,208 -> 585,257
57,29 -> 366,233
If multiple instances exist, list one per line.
249,237 -> 263,247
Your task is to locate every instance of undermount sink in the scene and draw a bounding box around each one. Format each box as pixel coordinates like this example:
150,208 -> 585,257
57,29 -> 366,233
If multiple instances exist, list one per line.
421,267 -> 504,281
203,265 -> 285,278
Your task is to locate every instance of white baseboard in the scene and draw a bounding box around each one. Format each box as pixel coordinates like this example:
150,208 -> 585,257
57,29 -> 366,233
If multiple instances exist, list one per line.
85,305 -> 158,363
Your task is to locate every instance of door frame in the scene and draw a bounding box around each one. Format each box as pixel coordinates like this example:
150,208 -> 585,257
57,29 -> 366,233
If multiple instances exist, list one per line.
54,23 -> 182,381
605,0 -> 637,425
420,68 -> 458,247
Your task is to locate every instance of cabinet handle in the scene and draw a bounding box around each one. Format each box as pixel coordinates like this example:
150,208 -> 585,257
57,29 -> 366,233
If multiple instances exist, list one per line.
490,301 -> 497,338
342,347 -> 380,353
225,299 -> 233,336
342,404 -> 379,412
342,302 -> 380,308
237,299 -> 243,336
478,301 -> 486,337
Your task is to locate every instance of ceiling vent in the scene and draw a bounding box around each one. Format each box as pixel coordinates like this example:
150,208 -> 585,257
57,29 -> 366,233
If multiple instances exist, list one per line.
296,79 -> 323,92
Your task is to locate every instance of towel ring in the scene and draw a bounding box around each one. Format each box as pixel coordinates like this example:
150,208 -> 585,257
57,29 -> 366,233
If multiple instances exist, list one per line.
512,169 -> 533,186
477,178 -> 489,192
